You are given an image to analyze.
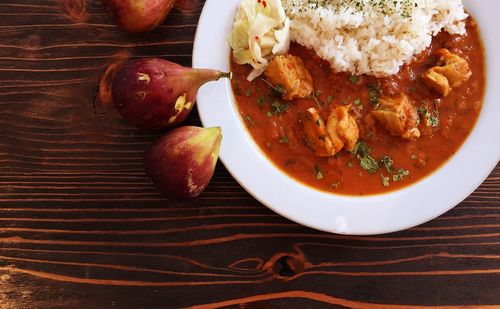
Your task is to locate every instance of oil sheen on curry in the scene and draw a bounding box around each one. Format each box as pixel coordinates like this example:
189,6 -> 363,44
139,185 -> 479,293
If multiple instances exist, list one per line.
230,16 -> 485,195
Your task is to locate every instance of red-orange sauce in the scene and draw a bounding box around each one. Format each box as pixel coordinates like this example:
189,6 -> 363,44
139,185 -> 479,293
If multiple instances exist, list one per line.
231,18 -> 485,195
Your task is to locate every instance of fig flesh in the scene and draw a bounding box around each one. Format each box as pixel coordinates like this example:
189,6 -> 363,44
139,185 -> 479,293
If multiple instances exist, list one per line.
101,0 -> 175,33
112,58 -> 231,131
144,126 -> 222,200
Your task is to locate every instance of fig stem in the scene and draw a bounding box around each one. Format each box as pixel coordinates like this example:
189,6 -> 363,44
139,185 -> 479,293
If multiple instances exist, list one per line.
218,71 -> 232,80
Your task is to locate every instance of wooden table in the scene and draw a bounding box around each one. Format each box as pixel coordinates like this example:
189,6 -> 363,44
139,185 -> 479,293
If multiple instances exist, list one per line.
0,1 -> 499,308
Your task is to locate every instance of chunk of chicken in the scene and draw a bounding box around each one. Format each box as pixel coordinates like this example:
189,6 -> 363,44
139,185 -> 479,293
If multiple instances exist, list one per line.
300,106 -> 360,157
326,105 -> 359,152
371,94 -> 420,140
264,54 -> 314,100
422,48 -> 472,96
300,107 -> 334,157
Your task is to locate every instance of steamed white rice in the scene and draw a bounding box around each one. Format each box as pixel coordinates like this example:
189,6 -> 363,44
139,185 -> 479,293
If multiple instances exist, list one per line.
282,0 -> 468,76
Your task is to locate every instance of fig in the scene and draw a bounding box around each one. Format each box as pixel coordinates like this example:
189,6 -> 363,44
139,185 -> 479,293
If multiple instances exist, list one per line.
144,126 -> 222,200
112,58 -> 231,131
175,0 -> 199,14
101,0 -> 175,33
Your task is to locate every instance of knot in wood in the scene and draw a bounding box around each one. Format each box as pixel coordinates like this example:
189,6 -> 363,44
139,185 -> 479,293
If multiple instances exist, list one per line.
272,255 -> 304,278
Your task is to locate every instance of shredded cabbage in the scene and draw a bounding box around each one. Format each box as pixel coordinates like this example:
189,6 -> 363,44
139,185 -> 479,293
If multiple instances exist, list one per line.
228,0 -> 290,81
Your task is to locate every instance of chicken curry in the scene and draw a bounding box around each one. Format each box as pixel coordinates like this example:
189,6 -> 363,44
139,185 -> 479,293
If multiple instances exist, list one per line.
230,18 -> 485,195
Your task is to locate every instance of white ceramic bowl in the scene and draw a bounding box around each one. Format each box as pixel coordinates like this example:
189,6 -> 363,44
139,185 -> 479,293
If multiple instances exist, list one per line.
193,0 -> 500,235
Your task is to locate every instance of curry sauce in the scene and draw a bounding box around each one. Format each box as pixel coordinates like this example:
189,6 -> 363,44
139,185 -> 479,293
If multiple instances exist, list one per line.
231,18 -> 485,195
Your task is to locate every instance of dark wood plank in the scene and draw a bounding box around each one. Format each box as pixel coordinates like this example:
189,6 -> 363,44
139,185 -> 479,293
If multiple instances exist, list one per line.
0,0 -> 499,308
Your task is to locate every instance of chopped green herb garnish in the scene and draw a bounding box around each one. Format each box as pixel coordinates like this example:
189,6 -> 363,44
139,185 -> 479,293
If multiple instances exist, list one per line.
429,116 -> 439,127
272,101 -> 288,112
245,89 -> 252,97
381,175 -> 390,187
260,78 -> 286,96
279,135 -> 289,144
315,165 -> 324,180
274,84 -> 286,95
360,156 -> 380,174
418,107 -> 439,127
327,95 -> 334,103
268,100 -> 289,116
393,169 -> 410,182
256,96 -> 266,106
379,155 -> 394,173
367,83 -> 382,109
352,140 -> 379,174
353,98 -> 361,105
352,140 -> 371,158
245,115 -> 252,123
349,75 -> 360,83
410,154 -> 418,160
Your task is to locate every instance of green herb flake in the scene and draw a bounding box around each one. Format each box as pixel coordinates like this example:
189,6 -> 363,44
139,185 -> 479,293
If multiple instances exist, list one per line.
245,115 -> 252,123
393,169 -> 410,182
349,75 -> 360,84
352,140 -> 379,174
418,107 -> 440,127
353,98 -> 361,105
279,135 -> 289,144
379,155 -> 394,173
268,100 -> 289,116
360,155 -> 380,174
256,96 -> 266,106
260,78 -> 286,96
274,84 -> 286,95
327,95 -> 334,103
315,165 -> 324,180
245,89 -> 252,97
410,154 -> 418,160
367,83 -> 382,109
429,116 -> 439,127
381,175 -> 390,187
352,140 -> 371,159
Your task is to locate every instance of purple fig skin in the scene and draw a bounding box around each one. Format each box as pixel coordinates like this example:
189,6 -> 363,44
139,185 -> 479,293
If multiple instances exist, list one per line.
144,126 -> 222,201
175,0 -> 199,14
112,58 -> 231,131
101,0 -> 175,33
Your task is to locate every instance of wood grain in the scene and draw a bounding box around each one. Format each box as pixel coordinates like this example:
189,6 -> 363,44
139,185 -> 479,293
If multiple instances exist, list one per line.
0,1 -> 499,308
